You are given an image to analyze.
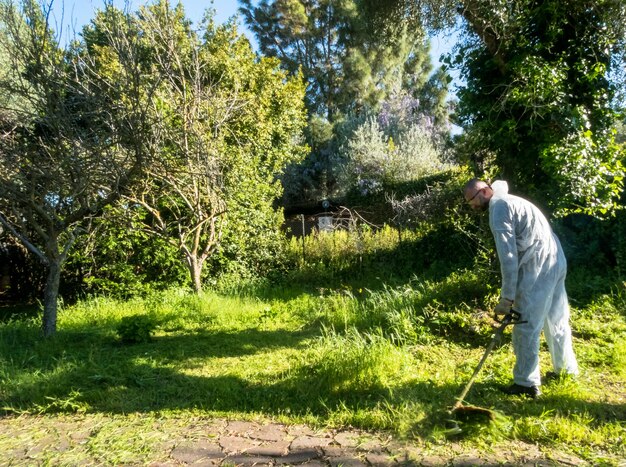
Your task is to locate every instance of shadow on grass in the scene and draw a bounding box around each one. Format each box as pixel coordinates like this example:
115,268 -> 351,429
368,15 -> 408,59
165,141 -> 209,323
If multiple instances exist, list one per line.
1,324 -> 427,418
0,302 -> 39,322
0,323 -> 458,427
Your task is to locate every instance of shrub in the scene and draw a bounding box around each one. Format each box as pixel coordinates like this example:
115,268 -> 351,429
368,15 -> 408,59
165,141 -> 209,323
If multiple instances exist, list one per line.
336,117 -> 451,197
116,314 -> 159,344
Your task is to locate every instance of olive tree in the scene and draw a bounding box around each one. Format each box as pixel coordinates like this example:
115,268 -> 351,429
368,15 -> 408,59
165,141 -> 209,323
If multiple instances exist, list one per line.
0,0 -> 155,336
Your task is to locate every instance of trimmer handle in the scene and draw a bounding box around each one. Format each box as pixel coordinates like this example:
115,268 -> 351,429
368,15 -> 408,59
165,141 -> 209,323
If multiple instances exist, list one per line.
495,308 -> 527,326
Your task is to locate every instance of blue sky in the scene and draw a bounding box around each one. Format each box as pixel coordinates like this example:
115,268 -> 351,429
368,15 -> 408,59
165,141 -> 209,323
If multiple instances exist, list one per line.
49,1 -> 246,42
49,0 -> 238,27
49,0 -> 454,70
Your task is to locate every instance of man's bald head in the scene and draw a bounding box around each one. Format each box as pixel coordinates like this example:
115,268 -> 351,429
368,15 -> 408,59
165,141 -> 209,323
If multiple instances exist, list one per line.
463,178 -> 490,196
463,178 -> 492,211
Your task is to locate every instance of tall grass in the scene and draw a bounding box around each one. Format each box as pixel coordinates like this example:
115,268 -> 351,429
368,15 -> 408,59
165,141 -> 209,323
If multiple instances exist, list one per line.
1,226 -> 625,465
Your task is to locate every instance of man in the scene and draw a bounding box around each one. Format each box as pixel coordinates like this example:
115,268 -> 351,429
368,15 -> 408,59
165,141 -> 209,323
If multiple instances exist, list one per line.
463,178 -> 578,398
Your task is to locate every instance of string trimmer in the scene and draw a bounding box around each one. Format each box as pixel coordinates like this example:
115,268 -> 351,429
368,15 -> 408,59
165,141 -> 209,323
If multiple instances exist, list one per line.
447,310 -> 525,428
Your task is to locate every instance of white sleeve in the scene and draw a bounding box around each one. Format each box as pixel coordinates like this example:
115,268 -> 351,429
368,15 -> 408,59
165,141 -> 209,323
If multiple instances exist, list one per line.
489,200 -> 518,301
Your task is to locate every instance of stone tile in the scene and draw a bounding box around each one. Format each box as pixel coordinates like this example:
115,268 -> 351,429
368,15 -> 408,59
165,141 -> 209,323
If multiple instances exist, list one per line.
69,429 -> 92,443
383,441 -> 407,455
354,436 -> 387,452
274,449 -> 320,465
245,440 -> 290,456
418,455 -> 450,466
290,435 -> 333,450
286,425 -> 316,437
223,454 -> 273,466
549,453 -> 586,466
327,456 -> 368,467
401,446 -> 424,462
365,452 -> 396,466
250,423 -> 288,442
220,435 -> 262,454
200,419 -> 228,435
515,462 -> 554,467
323,445 -> 352,458
170,444 -> 222,464
227,421 -> 260,435
334,431 -> 360,448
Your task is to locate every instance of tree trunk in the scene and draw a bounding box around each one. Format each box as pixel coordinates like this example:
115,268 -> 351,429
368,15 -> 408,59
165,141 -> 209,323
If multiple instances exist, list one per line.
187,256 -> 203,294
460,0 -> 507,73
42,258 -> 62,337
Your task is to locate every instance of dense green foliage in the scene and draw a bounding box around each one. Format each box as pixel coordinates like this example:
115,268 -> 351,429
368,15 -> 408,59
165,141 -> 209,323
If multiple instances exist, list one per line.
0,1 -> 307,331
0,0 -> 150,335
62,206 -> 188,299
453,0 -> 626,215
358,0 -> 626,217
80,2 -> 308,294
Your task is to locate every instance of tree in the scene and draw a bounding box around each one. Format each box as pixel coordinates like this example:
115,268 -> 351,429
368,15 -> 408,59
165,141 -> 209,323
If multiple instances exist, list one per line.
366,0 -> 626,216
239,0 -> 451,206
0,0 -> 153,336
335,90 -> 452,196
453,0 -> 626,215
240,0 -> 439,118
84,1 -> 307,293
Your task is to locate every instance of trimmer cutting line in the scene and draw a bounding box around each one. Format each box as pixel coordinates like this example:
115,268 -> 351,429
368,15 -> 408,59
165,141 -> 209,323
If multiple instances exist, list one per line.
447,310 -> 526,425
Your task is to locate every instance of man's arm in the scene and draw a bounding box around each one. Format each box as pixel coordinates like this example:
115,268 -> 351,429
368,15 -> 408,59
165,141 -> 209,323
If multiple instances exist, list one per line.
489,200 -> 518,302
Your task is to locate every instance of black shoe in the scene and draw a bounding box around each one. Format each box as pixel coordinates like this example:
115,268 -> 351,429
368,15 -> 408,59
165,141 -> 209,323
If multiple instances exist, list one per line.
500,383 -> 541,398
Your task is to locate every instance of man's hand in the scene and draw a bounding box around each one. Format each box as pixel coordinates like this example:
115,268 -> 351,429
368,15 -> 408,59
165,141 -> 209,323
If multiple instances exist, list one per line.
494,297 -> 514,316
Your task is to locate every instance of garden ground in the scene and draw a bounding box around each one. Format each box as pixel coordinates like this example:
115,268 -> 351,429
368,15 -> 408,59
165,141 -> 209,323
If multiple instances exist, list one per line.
1,269 -> 624,466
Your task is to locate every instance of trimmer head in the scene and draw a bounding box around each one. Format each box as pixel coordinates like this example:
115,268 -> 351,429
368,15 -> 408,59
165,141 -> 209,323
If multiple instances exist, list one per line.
442,310 -> 525,436
450,403 -> 497,420
445,403 -> 506,437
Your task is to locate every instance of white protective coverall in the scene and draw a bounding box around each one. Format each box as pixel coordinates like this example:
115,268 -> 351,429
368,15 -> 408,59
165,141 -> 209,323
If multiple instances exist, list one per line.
489,181 -> 578,387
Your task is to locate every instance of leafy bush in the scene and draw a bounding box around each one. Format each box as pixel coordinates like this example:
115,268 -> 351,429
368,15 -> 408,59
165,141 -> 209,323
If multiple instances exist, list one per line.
62,206 -> 188,300
116,314 -> 159,344
336,117 -> 451,196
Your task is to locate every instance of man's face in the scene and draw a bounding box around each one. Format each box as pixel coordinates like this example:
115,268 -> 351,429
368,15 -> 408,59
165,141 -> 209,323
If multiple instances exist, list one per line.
465,187 -> 488,211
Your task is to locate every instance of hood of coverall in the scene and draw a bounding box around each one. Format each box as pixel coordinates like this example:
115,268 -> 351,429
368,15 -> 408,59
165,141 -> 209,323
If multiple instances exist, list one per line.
491,180 -> 509,200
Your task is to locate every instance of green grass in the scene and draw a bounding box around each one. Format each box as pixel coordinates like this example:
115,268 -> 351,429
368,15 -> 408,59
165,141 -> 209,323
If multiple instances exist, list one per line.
1,274 -> 625,465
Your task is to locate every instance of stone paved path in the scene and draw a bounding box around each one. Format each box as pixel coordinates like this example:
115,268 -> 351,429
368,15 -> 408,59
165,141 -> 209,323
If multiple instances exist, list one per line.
0,415 -> 591,466
163,419 -> 584,466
